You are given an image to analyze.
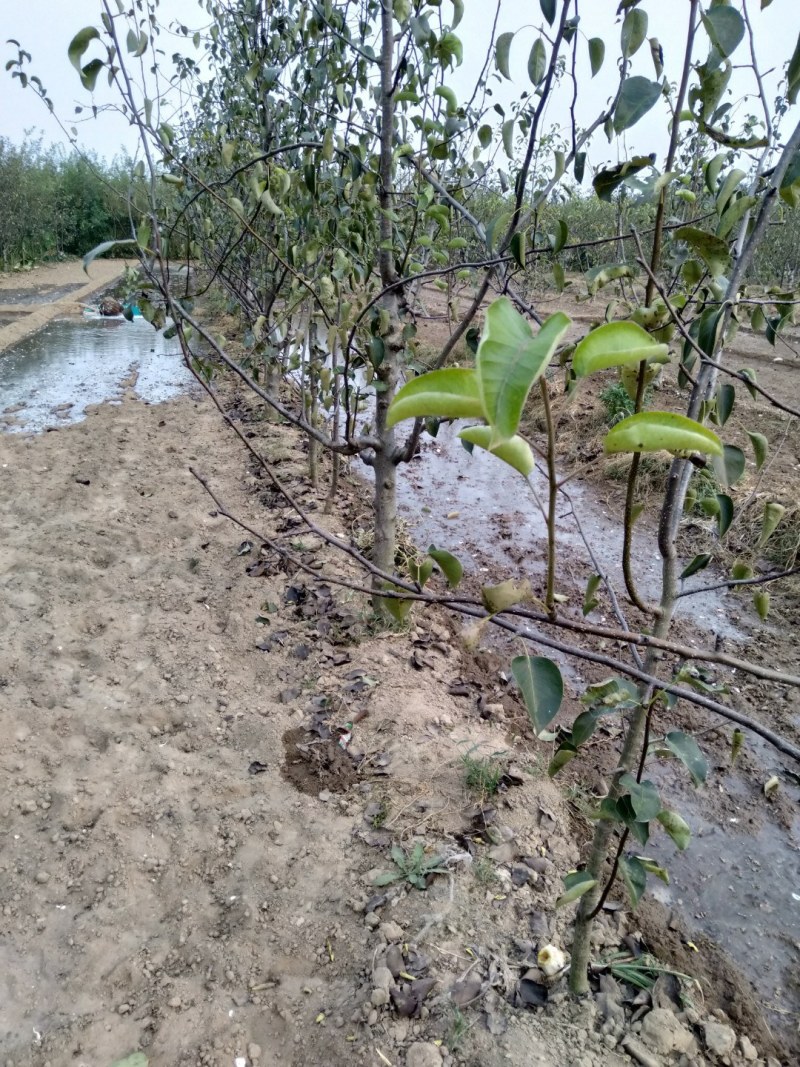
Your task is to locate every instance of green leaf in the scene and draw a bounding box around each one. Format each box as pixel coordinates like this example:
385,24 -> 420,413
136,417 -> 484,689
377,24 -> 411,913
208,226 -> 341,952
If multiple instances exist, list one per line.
747,431 -> 768,470
657,809 -> 691,850
702,7 -> 745,60
619,854 -> 647,907
739,367 -> 758,399
555,870 -> 596,908
758,501 -> 786,547
408,557 -> 434,587
450,0 -> 465,29
478,123 -> 492,149
553,261 -> 565,293
593,155 -> 654,202
680,553 -> 712,580
585,262 -> 637,295
435,85 -> 458,114
481,578 -> 532,613
589,37 -> 605,77
732,560 -> 754,580
583,573 -> 602,615
638,856 -> 670,885
427,545 -> 463,588
664,730 -> 707,786
621,9 -> 648,59
550,218 -> 568,254
716,493 -> 734,537
379,585 -> 414,623
387,368 -> 484,426
674,226 -> 730,279
713,443 -> 745,488
789,32 -> 800,105
539,0 -> 556,26
511,655 -> 563,736
458,425 -> 535,477
705,152 -> 726,195
496,31 -> 514,79
614,77 -> 662,135
528,37 -> 547,85
110,1057 -> 149,1067
603,412 -> 723,457
716,194 -> 756,240
619,773 -> 661,822
510,230 -> 526,269
68,26 -> 100,72
715,383 -> 735,426
617,796 -> 650,845
754,589 -> 770,620
716,168 -> 747,216
548,742 -> 578,777
80,58 -> 104,92
82,239 -> 138,274
502,118 -> 515,158
573,321 -> 668,377
476,299 -> 571,443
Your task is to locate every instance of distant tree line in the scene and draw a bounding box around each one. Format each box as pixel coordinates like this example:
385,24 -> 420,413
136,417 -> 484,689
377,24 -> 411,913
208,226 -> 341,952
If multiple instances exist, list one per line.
0,135 -> 135,270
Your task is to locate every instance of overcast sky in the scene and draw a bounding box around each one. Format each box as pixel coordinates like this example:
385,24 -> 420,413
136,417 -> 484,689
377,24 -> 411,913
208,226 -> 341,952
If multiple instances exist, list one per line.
1,1 -> 791,173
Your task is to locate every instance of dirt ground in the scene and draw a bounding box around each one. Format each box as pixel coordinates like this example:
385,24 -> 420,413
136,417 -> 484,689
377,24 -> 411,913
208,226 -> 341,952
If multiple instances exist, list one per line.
0,262 -> 796,1067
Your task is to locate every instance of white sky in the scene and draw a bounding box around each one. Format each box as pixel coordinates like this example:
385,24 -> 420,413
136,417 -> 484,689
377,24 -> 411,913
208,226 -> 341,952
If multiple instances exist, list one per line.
1,0 -> 792,173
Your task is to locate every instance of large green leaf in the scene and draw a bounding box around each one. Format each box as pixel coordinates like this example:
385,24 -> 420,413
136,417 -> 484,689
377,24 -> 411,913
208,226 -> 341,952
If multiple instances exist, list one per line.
481,578 -> 532,613
589,37 -> 605,77
702,7 -> 745,61
758,501 -> 786,547
593,156 -> 654,202
511,655 -> 563,736
387,368 -> 485,427
713,443 -> 746,487
572,321 -> 668,377
657,809 -> 691,850
664,730 -> 707,786
619,854 -> 647,907
621,9 -> 648,59
614,77 -> 662,135
603,412 -> 723,457
528,37 -> 546,86
427,545 -> 463,587
476,299 -> 571,443
747,431 -> 768,470
619,774 -> 661,822
458,425 -> 535,477
539,0 -> 556,26
674,226 -> 730,279
68,26 -> 99,71
556,870 -> 596,908
496,31 -> 514,79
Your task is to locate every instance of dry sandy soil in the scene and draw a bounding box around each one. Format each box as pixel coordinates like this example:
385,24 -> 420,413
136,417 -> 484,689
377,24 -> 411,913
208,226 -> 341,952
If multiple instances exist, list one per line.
0,262 -> 796,1067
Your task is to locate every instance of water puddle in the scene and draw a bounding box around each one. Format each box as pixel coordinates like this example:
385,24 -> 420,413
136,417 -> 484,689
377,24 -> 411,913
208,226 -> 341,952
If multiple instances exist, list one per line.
397,421 -> 746,648
0,315 -> 193,433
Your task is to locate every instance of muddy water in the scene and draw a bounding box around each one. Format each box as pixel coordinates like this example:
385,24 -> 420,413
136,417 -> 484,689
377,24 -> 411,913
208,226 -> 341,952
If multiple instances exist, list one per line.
0,315 -> 193,433
396,420 -> 800,1039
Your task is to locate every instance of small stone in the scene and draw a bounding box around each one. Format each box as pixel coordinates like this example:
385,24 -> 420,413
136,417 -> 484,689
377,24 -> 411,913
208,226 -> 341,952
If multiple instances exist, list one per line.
365,912 -> 381,930
703,1021 -> 736,1058
487,842 -> 515,864
371,988 -> 389,1007
373,966 -> 394,993
405,1042 -> 443,1067
318,789 -> 332,803
35,871 -> 50,885
175,694 -> 190,705
739,1035 -> 758,1061
20,799 -> 37,814
168,996 -> 181,1009
379,921 -> 404,943
367,1008 -> 378,1026
247,1043 -> 262,1061
117,1003 -> 131,1015
641,1008 -> 695,1056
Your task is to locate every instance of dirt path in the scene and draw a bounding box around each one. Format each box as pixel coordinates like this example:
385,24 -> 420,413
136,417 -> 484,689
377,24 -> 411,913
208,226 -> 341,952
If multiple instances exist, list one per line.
0,259 -> 130,353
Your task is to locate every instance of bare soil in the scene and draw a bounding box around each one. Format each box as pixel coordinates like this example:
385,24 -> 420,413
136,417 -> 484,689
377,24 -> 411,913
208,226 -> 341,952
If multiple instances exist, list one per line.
0,263 -> 795,1067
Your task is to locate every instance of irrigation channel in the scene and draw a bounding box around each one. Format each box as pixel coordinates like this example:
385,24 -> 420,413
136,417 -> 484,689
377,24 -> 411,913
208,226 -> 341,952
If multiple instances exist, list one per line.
1,311 -> 798,1040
